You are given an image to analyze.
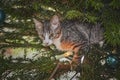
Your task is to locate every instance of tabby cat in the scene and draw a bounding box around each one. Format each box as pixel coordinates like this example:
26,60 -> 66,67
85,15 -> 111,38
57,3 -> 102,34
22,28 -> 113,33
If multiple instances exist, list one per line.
33,15 -> 103,63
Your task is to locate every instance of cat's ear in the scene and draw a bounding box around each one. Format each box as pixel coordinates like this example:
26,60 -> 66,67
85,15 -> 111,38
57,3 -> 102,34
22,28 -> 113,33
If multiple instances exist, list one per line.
50,15 -> 60,30
33,18 -> 43,30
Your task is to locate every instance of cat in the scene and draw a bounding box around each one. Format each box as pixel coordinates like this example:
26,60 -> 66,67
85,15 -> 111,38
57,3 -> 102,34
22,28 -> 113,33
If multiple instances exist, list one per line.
33,15 -> 104,63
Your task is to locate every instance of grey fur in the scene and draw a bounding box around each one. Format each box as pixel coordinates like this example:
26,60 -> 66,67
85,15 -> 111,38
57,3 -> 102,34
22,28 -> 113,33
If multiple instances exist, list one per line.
33,16 -> 104,49
60,20 -> 104,47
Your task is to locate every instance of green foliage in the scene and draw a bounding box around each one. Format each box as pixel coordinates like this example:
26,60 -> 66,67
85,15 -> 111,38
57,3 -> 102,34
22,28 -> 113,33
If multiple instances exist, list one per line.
104,24 -> 120,46
65,10 -> 83,19
0,0 -> 120,47
0,56 -> 55,80
110,0 -> 120,9
84,13 -> 98,23
102,8 -> 120,46
79,46 -> 120,80
86,0 -> 104,10
0,0 -> 120,79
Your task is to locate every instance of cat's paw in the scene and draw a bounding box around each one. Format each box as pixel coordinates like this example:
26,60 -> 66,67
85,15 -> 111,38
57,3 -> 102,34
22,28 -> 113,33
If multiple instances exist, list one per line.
72,55 -> 80,64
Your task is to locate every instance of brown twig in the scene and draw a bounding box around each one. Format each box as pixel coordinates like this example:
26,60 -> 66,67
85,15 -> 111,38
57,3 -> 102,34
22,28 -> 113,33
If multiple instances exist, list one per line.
48,62 -> 60,80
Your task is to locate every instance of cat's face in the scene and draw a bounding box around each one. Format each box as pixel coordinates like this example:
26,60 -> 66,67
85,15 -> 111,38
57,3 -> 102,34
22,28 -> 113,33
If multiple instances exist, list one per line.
33,15 -> 61,46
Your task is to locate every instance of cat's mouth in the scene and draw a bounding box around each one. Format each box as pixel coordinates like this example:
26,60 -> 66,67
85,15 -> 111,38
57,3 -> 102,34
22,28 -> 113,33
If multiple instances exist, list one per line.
42,39 -> 53,46
42,42 -> 53,46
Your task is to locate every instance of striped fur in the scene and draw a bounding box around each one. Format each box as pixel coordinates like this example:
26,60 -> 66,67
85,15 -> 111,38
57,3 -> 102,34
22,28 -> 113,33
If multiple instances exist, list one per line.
33,15 -> 104,62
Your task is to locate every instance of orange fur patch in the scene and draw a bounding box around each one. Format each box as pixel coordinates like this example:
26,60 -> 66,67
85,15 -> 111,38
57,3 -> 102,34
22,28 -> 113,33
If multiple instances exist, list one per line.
60,41 -> 82,54
60,41 -> 75,51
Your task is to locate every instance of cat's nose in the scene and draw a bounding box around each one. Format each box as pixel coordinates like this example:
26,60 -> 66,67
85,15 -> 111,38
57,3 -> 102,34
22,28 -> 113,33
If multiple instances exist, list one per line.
43,43 -> 49,46
45,43 -> 49,45
43,40 -> 52,46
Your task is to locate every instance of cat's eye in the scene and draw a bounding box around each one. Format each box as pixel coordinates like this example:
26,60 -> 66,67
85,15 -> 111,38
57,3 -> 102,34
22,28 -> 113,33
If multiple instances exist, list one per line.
39,34 -> 44,39
50,33 -> 54,38
54,31 -> 61,38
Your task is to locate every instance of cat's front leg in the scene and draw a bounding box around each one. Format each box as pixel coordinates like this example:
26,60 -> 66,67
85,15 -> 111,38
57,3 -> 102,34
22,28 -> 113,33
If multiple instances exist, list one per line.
63,51 -> 73,57
72,47 -> 81,64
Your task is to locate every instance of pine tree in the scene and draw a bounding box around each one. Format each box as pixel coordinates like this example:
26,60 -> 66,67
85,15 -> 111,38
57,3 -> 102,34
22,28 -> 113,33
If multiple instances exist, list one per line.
0,0 -> 120,80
